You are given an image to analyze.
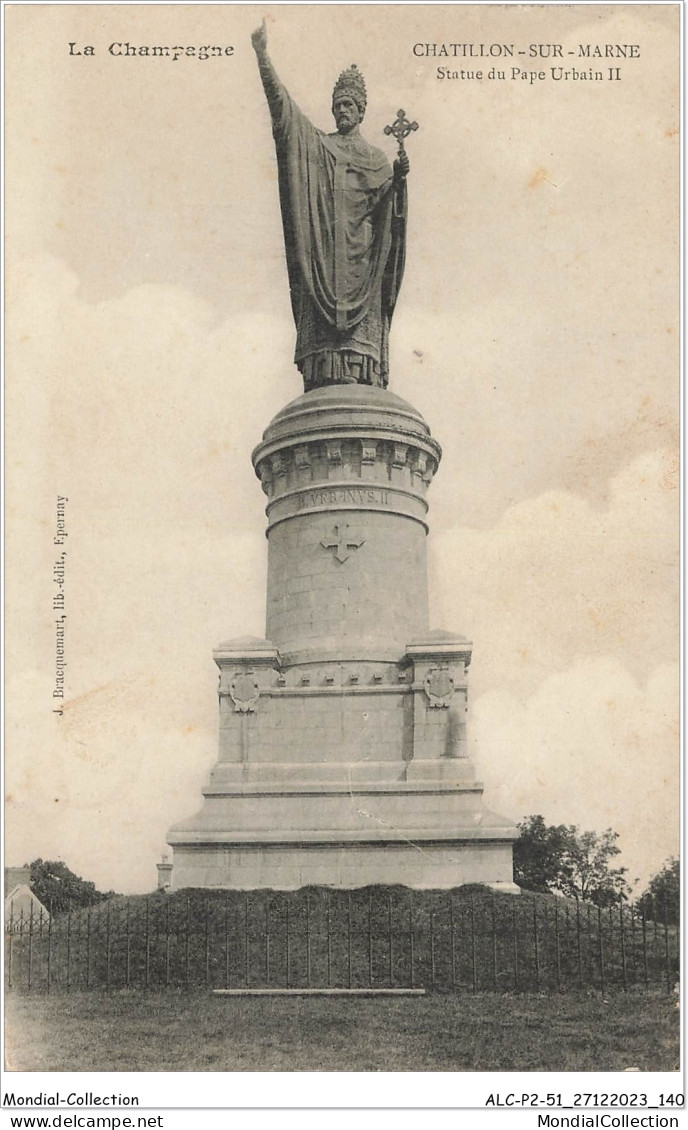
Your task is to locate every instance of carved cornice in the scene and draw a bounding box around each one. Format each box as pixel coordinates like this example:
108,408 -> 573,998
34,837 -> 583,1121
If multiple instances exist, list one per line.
253,435 -> 440,505
213,639 -> 281,668
255,428 -> 440,479
403,637 -> 474,670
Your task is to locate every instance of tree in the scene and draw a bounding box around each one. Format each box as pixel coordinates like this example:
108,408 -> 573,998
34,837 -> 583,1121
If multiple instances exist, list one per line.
514,815 -> 630,906
512,815 -> 570,894
636,858 -> 680,924
28,859 -> 115,914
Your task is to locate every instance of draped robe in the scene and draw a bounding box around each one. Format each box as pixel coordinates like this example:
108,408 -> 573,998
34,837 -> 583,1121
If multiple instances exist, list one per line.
258,60 -> 407,390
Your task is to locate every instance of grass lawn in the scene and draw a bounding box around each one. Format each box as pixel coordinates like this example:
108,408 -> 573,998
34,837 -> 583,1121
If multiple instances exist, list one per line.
5,989 -> 679,1072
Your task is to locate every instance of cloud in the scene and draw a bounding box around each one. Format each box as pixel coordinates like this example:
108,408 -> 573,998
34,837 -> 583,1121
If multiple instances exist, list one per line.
430,448 -> 677,696
473,657 -> 678,891
429,452 -> 679,889
5,666 -> 219,895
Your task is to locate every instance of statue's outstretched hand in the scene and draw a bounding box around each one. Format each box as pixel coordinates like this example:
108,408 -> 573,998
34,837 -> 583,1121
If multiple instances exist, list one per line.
394,152 -> 410,179
251,19 -> 268,54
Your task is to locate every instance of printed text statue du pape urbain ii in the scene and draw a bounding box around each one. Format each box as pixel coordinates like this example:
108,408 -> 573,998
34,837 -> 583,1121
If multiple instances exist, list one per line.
252,20 -> 411,392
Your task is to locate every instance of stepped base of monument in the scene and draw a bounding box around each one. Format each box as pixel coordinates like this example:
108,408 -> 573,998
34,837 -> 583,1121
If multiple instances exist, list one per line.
168,839 -> 519,892
168,763 -> 518,890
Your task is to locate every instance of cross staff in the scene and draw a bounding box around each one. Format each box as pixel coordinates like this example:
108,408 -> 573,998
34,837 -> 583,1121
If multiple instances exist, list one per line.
384,108 -> 419,155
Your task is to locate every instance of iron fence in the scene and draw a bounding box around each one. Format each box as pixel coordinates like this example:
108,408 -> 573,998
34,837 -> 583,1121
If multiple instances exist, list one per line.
4,888 -> 679,995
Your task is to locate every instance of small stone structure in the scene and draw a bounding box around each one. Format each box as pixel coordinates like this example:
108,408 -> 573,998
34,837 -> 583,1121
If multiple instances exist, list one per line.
156,857 -> 173,891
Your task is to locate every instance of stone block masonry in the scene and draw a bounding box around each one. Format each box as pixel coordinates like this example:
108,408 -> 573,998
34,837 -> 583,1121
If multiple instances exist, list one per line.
167,384 -> 519,892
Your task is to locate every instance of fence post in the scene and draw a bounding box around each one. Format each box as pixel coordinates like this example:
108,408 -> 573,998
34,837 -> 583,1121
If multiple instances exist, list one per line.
185,895 -> 191,986
367,892 -> 374,988
205,900 -> 211,989
641,908 -> 649,988
533,902 -> 540,992
7,903 -> 14,990
576,900 -> 583,988
470,894 -> 477,993
564,903 -> 571,986
18,909 -> 25,991
409,892 -> 415,990
327,894 -> 332,988
554,901 -> 561,991
124,901 -> 132,989
265,897 -> 271,987
663,892 -> 672,994
145,900 -> 150,989
165,900 -> 171,989
28,905 -> 34,993
430,901 -> 437,989
66,901 -> 72,991
307,894 -> 312,989
75,907 -> 81,988
676,897 -> 681,993
598,905 -> 605,994
619,904 -> 627,990
347,893 -> 353,989
225,896 -> 231,990
38,907 -> 44,991
286,898 -> 291,990
388,893 -> 394,988
105,900 -> 111,992
491,894 -> 498,991
36,907 -> 42,988
653,896 -> 660,984
42,899 -> 48,989
244,894 -> 250,988
450,895 -> 457,991
85,906 -> 91,990
47,902 -> 53,994
124,902 -> 131,988
512,900 -> 518,992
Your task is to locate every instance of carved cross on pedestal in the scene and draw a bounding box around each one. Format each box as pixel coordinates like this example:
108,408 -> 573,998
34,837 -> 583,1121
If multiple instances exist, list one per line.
321,524 -> 365,564
384,108 -> 419,154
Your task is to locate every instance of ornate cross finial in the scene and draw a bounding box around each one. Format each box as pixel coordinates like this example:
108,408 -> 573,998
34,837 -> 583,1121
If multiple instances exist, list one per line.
384,108 -> 419,154
321,524 -> 365,564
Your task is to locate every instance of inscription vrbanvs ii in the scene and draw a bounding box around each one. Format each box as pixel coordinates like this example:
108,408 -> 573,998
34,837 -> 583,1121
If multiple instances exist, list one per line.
297,487 -> 390,510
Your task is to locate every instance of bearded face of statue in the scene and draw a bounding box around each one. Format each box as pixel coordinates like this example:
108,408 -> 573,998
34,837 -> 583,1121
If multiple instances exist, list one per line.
332,95 -> 362,134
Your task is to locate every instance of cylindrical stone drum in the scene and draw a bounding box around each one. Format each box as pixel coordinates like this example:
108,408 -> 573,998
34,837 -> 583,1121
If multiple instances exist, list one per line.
252,385 -> 442,663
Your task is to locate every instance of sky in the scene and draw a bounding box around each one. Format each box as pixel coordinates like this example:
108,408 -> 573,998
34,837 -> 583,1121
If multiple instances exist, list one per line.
5,3 -> 679,895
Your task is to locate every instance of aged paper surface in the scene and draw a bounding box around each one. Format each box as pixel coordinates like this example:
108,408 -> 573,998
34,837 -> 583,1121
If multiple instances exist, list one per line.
4,0 -> 679,1079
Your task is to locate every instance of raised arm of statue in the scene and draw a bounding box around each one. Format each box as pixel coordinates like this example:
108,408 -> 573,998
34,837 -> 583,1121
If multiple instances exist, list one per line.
252,21 -> 299,142
250,18 -> 268,56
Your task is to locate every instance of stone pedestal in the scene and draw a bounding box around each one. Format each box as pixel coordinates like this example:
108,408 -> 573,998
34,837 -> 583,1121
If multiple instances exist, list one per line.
167,385 -> 518,891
